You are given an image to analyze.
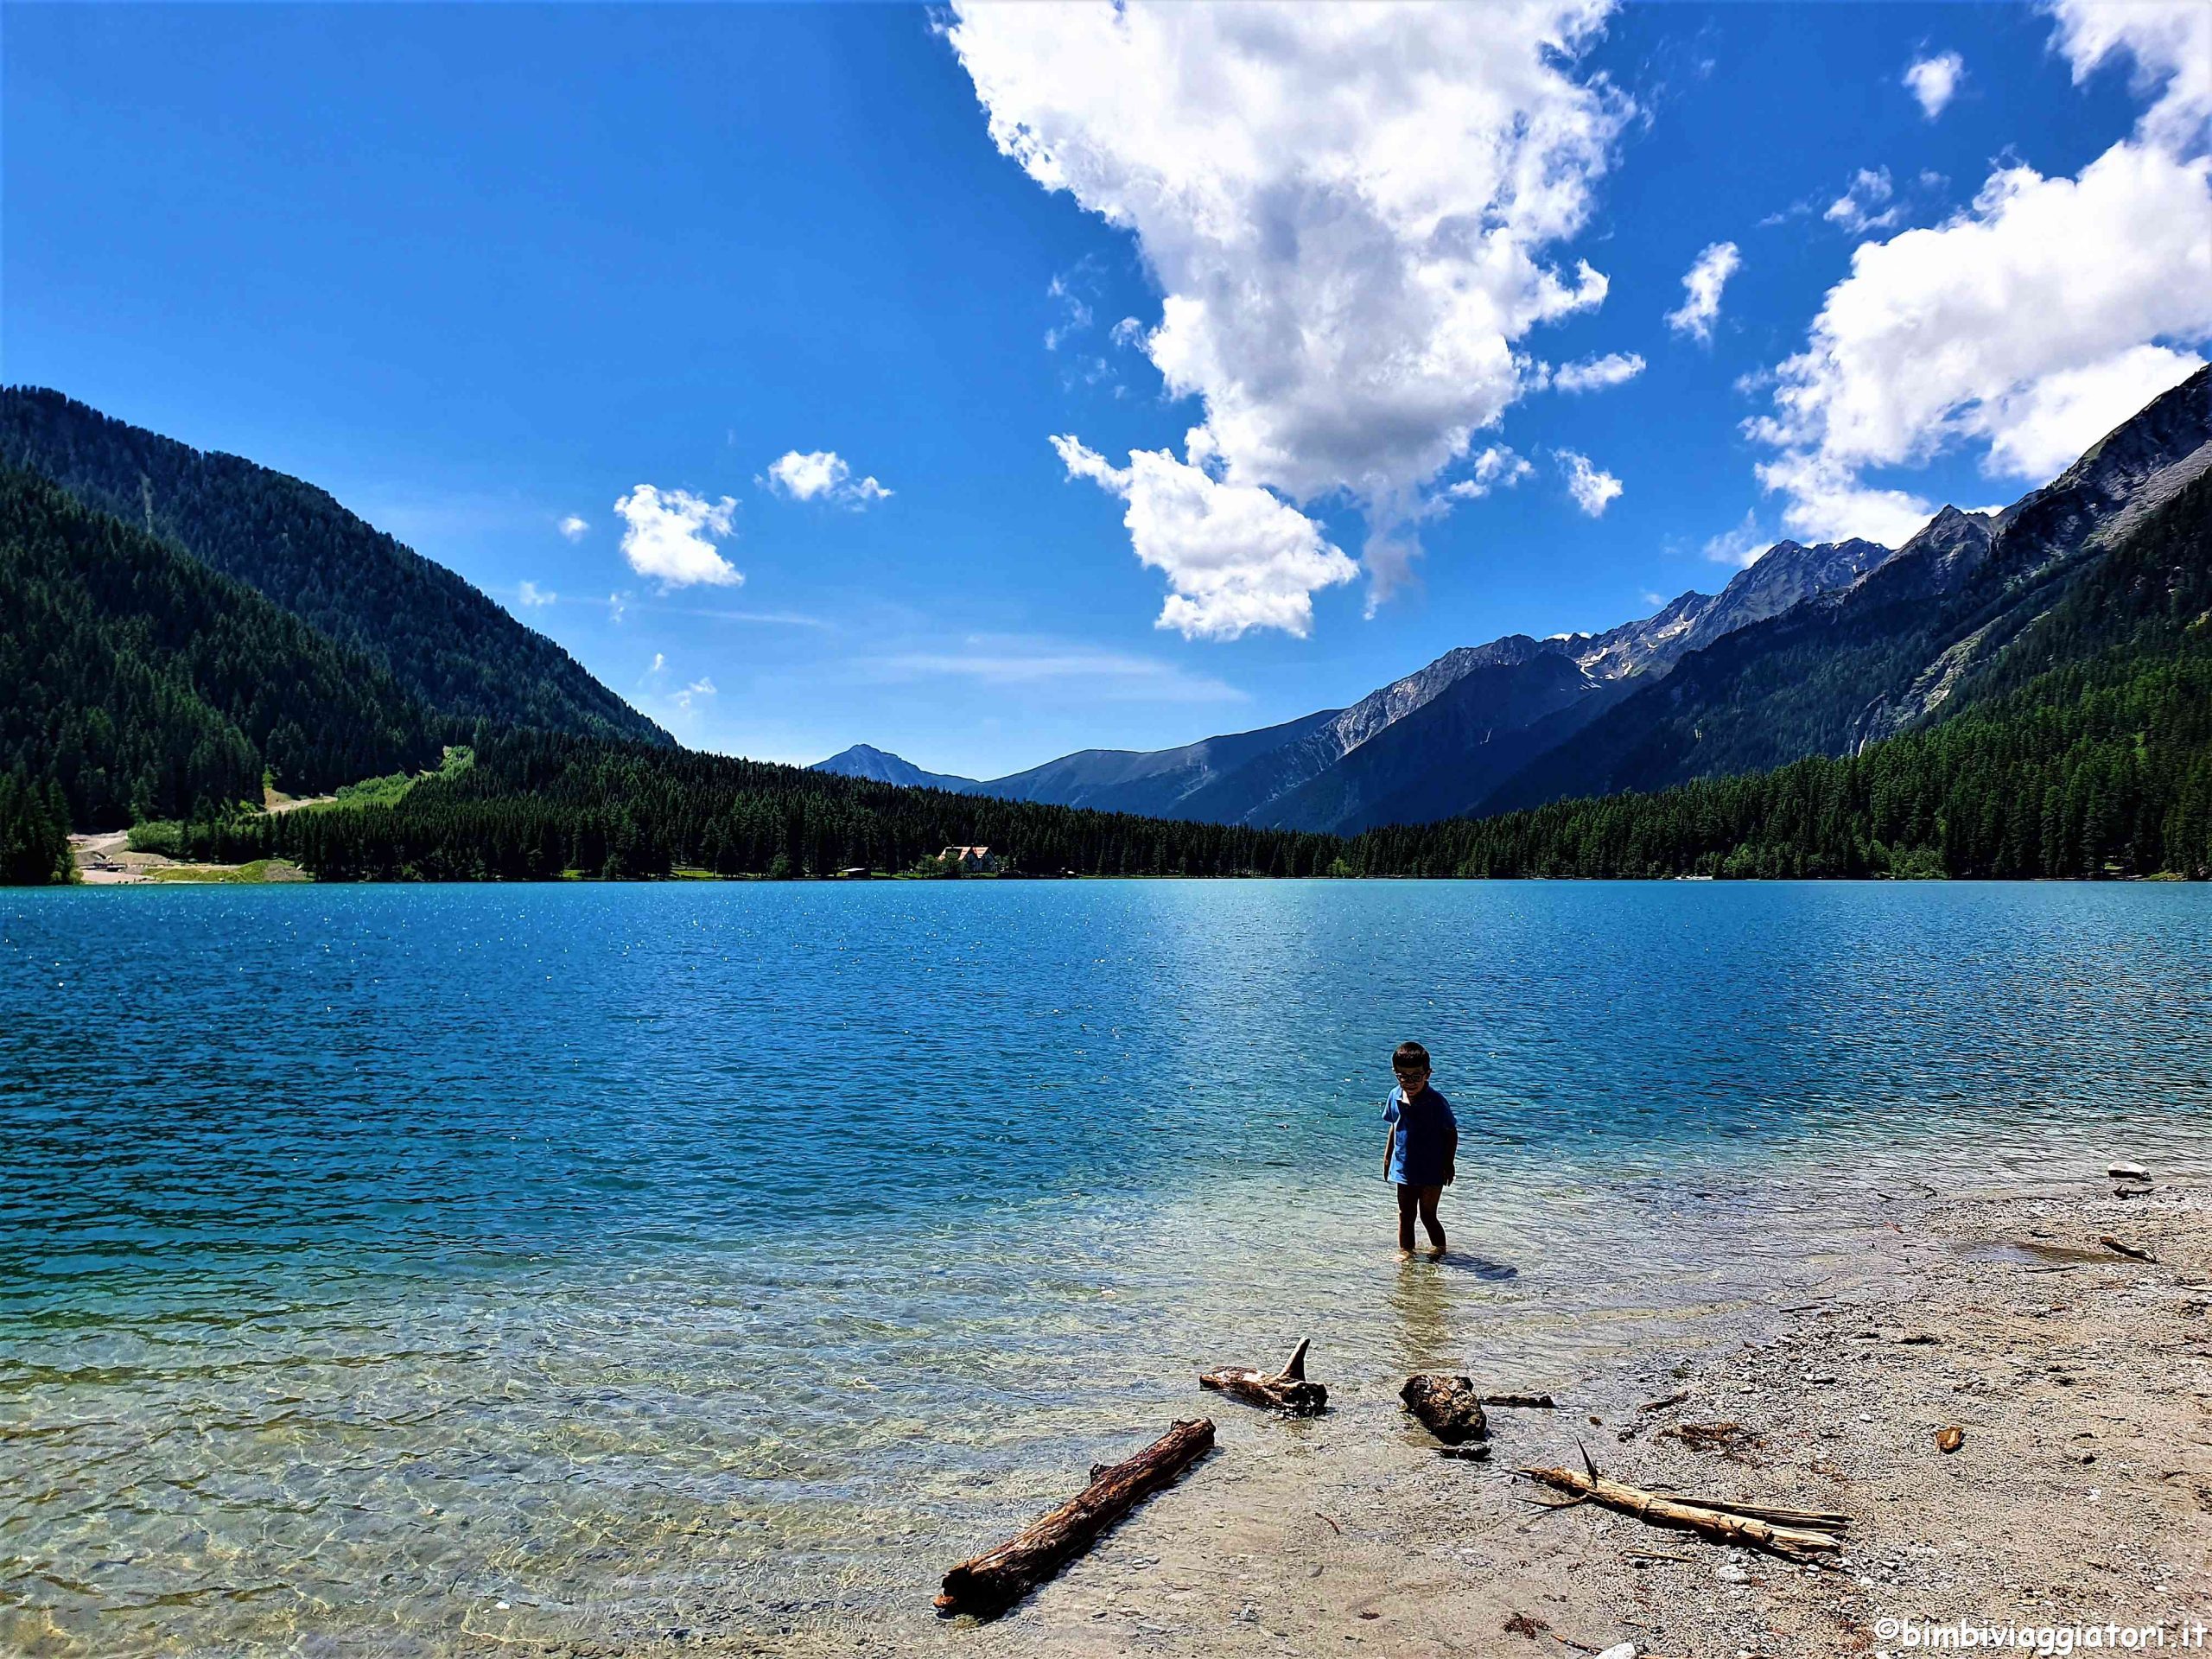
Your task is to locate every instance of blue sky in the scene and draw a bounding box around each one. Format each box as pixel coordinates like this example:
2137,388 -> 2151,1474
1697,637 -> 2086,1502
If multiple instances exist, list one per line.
7,3 -> 2205,777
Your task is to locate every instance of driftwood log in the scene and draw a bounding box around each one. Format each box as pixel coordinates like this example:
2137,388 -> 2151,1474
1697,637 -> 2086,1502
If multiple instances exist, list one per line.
2100,1233 -> 2158,1262
936,1419 -> 1215,1617
1200,1338 -> 1326,1414
1517,1460 -> 1847,1561
1401,1374 -> 1489,1445
1482,1391 -> 1556,1408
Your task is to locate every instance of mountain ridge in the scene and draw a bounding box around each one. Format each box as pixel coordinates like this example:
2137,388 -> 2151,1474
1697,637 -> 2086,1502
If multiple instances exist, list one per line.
0,386 -> 671,748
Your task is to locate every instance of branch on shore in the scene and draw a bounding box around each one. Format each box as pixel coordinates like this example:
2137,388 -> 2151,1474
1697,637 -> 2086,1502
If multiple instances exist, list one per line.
2100,1233 -> 2158,1262
935,1419 -> 1215,1618
1516,1452 -> 1848,1562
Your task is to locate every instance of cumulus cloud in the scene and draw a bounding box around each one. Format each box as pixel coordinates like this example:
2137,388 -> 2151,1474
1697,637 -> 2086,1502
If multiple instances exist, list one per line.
1665,241 -> 1741,342
516,580 -> 556,608
764,449 -> 892,507
1051,433 -> 1357,639
1904,51 -> 1965,118
674,677 -> 716,710
613,486 -> 743,588
2046,0 -> 2212,151
1548,351 -> 1646,393
945,0 -> 1630,614
1445,445 -> 1535,499
1823,167 -> 1899,235
557,515 -> 589,542
1109,316 -> 1147,349
1749,137 -> 2212,541
1558,449 -> 1623,516
1700,510 -> 1771,568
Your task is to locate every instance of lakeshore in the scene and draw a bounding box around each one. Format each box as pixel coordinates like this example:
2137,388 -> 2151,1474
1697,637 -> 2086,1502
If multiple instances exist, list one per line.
3,880 -> 2207,1657
525,1171 -> 2209,1659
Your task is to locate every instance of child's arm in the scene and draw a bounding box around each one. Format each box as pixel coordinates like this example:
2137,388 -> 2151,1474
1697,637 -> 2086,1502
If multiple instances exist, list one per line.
1443,1117 -> 1459,1185
1382,1119 -> 1397,1180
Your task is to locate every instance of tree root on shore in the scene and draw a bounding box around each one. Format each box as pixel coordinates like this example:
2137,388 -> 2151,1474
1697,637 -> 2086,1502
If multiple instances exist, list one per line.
1200,1338 -> 1327,1414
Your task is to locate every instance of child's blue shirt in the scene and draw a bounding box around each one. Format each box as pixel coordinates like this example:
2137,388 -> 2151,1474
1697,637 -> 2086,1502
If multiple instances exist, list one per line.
1383,1085 -> 1457,1185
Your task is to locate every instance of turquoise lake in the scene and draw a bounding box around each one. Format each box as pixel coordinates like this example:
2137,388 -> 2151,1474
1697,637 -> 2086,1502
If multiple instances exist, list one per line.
3,880 -> 2209,1654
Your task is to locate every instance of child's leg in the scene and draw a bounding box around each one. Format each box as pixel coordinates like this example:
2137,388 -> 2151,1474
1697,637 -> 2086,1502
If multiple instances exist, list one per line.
1417,1185 -> 1446,1253
1395,1184 -> 1419,1252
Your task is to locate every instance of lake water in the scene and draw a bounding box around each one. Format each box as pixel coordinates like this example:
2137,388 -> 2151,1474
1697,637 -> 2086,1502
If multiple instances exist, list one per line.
3,880 -> 2209,1655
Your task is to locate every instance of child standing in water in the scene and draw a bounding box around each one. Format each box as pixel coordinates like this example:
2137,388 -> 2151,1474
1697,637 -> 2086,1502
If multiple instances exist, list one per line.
1382,1040 -> 1458,1260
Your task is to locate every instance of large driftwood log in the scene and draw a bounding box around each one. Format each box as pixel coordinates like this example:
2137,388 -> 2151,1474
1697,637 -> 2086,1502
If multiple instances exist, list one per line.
935,1419 -> 1214,1617
1517,1462 -> 1847,1561
1200,1338 -> 1327,1414
1400,1374 -> 1489,1445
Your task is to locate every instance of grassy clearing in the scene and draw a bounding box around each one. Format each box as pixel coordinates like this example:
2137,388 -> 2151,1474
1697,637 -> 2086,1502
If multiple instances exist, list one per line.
146,858 -> 308,884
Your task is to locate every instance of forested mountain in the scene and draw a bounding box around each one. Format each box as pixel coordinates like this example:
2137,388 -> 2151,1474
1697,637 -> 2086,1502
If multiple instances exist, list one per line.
3,375 -> 2206,887
1342,462 -> 2212,880
818,531 -> 1891,834
1481,367 -> 2212,815
0,388 -> 669,747
0,464 -> 441,829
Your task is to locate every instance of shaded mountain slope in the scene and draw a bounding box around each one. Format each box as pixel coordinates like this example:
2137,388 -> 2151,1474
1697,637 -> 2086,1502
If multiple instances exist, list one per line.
0,387 -> 669,746
1480,367 -> 2212,815
810,743 -> 980,792
969,706 -> 1343,817
0,464 -> 440,828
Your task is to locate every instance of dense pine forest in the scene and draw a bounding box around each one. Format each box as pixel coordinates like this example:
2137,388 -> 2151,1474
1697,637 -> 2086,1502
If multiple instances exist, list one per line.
3,391 -> 2208,887
0,465 -> 442,827
0,388 -> 669,747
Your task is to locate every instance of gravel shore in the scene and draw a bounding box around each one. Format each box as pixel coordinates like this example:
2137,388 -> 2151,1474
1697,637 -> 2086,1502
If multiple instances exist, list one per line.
923,1173 -> 2207,1658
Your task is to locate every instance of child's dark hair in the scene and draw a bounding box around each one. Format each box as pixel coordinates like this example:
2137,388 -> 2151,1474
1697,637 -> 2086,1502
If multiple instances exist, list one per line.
1393,1040 -> 1431,1071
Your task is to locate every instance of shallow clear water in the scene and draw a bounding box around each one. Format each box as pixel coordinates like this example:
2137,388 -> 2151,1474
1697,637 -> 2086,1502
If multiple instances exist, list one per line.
3,880 -> 2208,1654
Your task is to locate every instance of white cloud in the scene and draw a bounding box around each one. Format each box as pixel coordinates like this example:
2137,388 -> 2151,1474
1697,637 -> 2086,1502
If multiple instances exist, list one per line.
1823,167 -> 1899,235
1700,510 -> 1771,568
945,1 -> 1630,611
1445,445 -> 1535,499
607,591 -> 628,624
1904,51 -> 1965,119
1548,351 -> 1646,393
648,652 -> 667,678
516,580 -> 556,608
613,486 -> 743,588
1109,316 -> 1147,349
1051,433 -> 1357,639
1979,343 -> 2209,478
557,514 -> 589,542
2046,0 -> 2212,151
674,677 -> 716,710
764,449 -> 892,507
1558,449 -> 1623,516
1045,272 -> 1095,351
1665,241 -> 1741,342
875,634 -> 1248,703
1750,137 -> 2212,540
